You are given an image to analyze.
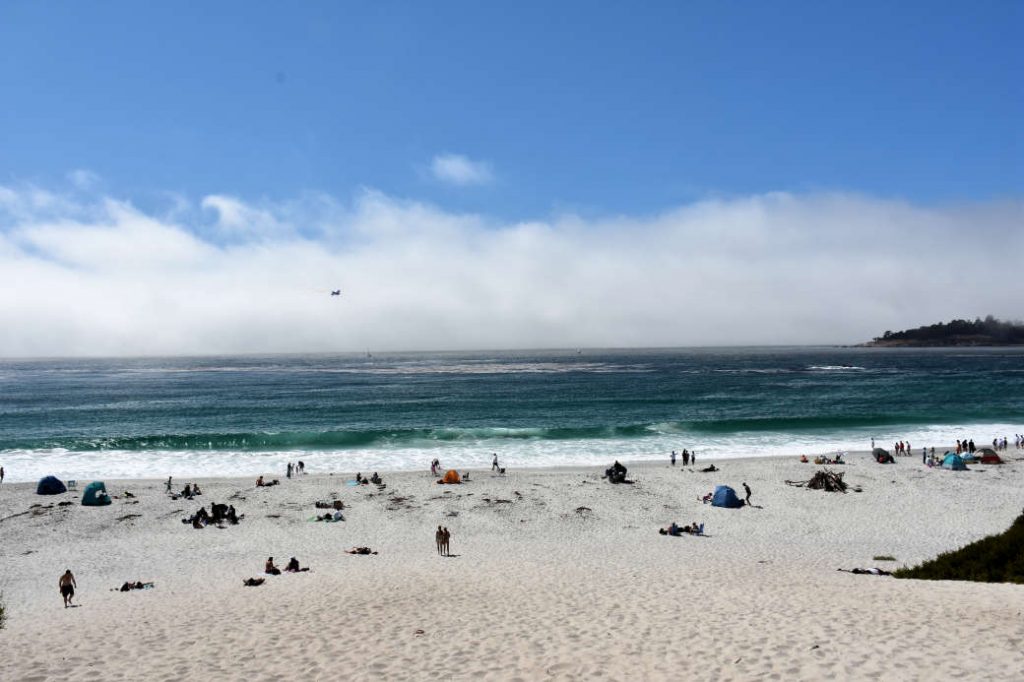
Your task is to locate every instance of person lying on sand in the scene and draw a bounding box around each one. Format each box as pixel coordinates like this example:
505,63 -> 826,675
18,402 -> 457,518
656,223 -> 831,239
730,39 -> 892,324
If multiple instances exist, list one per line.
285,557 -> 310,572
116,581 -> 154,592
243,577 -> 265,587
265,557 -> 282,575
700,492 -> 713,504
701,464 -> 718,472
838,568 -> 892,576
346,547 -> 377,555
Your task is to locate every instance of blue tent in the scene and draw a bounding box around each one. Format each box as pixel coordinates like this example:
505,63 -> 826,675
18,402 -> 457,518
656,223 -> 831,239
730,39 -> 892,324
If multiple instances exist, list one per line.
711,485 -> 744,508
942,453 -> 968,471
36,476 -> 67,495
81,481 -> 111,506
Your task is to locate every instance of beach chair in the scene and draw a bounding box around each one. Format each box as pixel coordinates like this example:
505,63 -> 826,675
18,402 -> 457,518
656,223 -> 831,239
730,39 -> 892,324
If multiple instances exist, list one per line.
66,480 -> 77,491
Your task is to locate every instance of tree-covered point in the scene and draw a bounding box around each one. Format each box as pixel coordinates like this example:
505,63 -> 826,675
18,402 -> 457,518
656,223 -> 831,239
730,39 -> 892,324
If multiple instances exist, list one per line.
870,316 -> 1024,346
894,511 -> 1024,584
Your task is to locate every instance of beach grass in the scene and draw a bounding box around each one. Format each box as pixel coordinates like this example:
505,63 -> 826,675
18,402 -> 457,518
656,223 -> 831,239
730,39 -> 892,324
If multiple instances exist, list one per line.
873,555 -> 896,561
894,511 -> 1024,584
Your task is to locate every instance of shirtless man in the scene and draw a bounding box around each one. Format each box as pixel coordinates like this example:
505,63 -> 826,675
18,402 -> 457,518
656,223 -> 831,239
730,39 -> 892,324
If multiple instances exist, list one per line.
59,569 -> 77,607
435,525 -> 444,555
442,527 -> 451,556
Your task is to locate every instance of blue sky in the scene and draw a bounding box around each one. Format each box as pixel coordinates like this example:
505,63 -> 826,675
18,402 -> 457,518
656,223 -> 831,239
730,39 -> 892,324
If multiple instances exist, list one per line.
1,1 -> 1020,219
0,2 -> 1022,355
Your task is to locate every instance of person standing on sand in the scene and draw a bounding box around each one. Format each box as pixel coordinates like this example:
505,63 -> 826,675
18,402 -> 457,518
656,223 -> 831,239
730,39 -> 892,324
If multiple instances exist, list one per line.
1,465 -> 4,484
442,527 -> 451,556
743,482 -> 752,506
436,526 -> 443,555
59,569 -> 77,607
691,451 -> 696,465
682,449 -> 689,466
670,451 -> 676,466
286,462 -> 293,479
871,437 -> 875,450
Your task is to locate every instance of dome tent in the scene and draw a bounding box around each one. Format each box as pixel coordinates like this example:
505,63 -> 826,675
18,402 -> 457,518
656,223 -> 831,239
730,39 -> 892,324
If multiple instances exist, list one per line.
36,476 -> 67,495
82,481 -> 112,506
439,470 -> 461,484
711,485 -> 744,508
941,453 -> 967,470
980,450 -> 1003,465
873,448 -> 894,464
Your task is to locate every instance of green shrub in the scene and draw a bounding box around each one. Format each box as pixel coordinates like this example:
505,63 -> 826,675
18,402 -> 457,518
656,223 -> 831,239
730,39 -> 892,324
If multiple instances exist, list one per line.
894,511 -> 1024,583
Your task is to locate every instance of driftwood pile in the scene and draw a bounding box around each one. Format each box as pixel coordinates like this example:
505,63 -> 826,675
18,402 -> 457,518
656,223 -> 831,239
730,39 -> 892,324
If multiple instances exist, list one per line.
785,469 -> 861,493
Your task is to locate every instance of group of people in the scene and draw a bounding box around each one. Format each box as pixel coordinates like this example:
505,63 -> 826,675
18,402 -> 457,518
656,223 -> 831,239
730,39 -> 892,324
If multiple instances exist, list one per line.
286,461 -> 306,479
892,440 -> 913,456
265,557 -> 310,574
955,439 -> 977,455
799,453 -> 844,465
1000,435 -> 1022,451
604,460 -> 629,484
353,472 -> 382,485
166,479 -> 202,499
669,449 -> 696,466
435,526 -> 453,556
315,500 -> 346,522
659,521 -> 703,536
183,503 -> 241,528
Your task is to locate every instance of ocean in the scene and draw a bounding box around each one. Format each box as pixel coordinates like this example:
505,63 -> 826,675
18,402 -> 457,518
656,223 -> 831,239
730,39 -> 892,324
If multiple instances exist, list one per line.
1,347 -> 1022,481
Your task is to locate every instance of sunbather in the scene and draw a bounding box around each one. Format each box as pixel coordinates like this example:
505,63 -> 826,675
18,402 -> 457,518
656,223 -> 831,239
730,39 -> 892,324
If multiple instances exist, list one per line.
265,557 -> 281,575
346,547 -> 377,555
284,557 -> 310,572
243,577 -> 265,587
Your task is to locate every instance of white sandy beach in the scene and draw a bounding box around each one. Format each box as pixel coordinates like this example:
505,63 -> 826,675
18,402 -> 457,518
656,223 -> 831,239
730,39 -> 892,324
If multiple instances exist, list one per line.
1,451 -> 1023,681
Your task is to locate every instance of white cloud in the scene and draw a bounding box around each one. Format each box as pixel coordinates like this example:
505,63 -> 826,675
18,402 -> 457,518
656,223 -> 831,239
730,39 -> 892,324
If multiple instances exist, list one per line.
0,184 -> 1020,356
430,153 -> 494,186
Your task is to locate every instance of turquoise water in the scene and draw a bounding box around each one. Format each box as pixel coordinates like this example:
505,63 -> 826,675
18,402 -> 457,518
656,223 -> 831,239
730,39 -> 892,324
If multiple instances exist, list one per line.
1,347 -> 1022,480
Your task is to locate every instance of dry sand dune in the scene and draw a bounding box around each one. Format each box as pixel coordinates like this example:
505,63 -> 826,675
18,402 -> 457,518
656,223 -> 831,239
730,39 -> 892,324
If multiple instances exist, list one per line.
1,453 -> 1023,680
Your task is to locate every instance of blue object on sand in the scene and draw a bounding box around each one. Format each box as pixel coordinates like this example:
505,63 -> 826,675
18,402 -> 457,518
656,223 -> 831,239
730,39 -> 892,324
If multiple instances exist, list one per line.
711,485 -> 744,508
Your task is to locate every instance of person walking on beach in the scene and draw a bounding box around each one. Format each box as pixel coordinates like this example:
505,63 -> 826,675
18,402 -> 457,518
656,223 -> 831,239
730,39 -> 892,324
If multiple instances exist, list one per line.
670,451 -> 677,466
922,448 -> 927,464
492,453 -> 499,471
436,526 -> 444,555
1,465 -> 4,485
59,569 -> 77,608
691,451 -> 696,465
286,462 -> 293,479
442,527 -> 451,556
742,482 -> 752,506
683,449 -> 689,466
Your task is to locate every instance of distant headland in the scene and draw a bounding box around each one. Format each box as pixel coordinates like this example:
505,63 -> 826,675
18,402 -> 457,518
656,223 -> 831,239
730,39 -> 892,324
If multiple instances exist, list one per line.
863,316 -> 1024,347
